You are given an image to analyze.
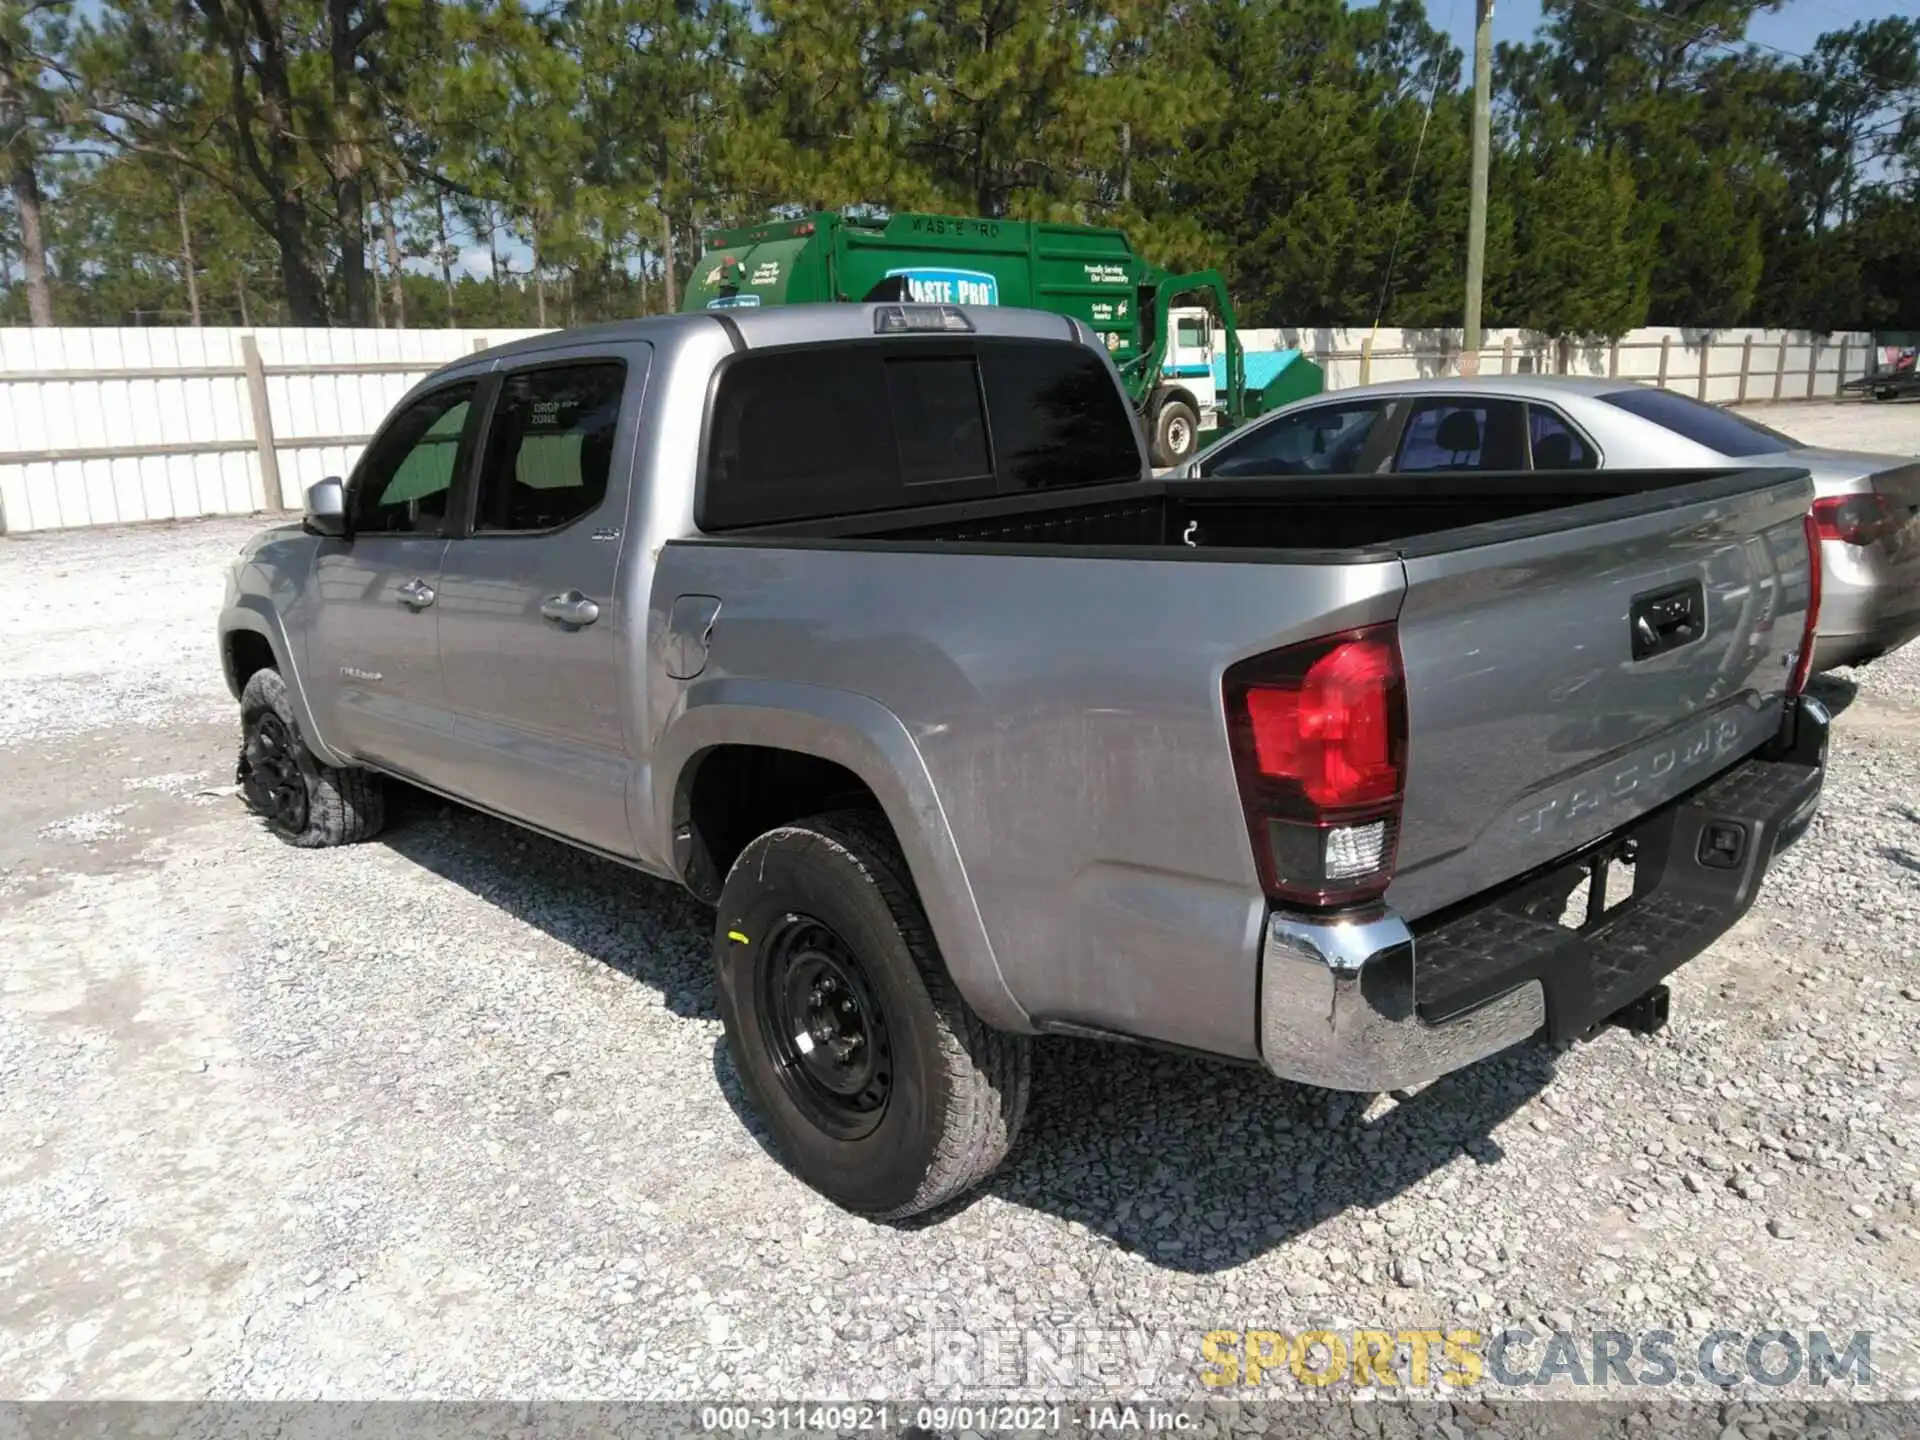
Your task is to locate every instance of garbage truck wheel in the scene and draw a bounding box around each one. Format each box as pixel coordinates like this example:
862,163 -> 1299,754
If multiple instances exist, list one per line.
1151,398 -> 1200,468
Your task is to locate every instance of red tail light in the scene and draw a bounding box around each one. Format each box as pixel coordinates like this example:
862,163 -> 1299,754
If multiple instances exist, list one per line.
1225,624 -> 1408,908
1811,493 -> 1900,547
1789,510 -> 1821,696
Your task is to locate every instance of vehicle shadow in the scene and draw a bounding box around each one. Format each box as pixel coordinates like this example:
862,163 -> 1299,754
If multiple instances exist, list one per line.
381,782 -> 1560,1272
1884,805 -> 1920,874
990,1038 -> 1555,1270
711,1027 -> 1560,1272
377,784 -> 721,1021
1806,673 -> 1858,718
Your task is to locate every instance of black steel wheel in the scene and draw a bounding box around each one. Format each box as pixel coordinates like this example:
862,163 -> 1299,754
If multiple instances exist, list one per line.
241,709 -> 311,836
712,810 -> 1030,1219
757,914 -> 894,1140
235,667 -> 385,848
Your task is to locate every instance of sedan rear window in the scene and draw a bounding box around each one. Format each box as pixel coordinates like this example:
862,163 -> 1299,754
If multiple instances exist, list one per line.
1598,388 -> 1802,458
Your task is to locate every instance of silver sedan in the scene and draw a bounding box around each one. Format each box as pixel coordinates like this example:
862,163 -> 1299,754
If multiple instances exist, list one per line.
1179,375 -> 1920,672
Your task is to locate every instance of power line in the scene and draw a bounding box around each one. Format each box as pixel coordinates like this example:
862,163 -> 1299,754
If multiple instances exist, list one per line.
1372,0 -> 1453,334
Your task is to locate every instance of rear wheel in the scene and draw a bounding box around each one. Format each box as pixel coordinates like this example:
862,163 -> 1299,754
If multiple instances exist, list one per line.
713,811 -> 1030,1218
238,668 -> 385,848
1151,397 -> 1200,468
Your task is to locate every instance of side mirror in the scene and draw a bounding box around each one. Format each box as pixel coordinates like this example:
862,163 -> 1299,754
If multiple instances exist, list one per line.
304,477 -> 348,538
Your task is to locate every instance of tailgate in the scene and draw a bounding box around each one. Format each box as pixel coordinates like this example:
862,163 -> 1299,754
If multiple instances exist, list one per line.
1386,469 -> 1815,921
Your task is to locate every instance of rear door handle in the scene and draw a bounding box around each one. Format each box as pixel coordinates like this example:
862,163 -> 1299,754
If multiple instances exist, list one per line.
397,577 -> 436,609
541,590 -> 601,629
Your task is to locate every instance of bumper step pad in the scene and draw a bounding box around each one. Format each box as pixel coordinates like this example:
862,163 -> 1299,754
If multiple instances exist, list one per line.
1410,752 -> 1821,1044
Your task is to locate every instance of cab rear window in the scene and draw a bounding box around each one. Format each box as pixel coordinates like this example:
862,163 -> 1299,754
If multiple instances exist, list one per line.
700,338 -> 1140,530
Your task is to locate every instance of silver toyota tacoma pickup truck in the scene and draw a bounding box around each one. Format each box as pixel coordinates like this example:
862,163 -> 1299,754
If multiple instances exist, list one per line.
219,303 -> 1830,1219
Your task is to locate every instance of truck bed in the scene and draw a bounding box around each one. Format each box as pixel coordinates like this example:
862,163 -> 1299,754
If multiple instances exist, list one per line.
664,461 -> 1816,1057
736,467 -> 1801,557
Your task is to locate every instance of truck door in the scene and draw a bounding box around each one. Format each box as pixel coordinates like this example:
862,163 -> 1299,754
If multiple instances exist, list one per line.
1166,307 -> 1217,418
432,351 -> 646,857
306,380 -> 478,777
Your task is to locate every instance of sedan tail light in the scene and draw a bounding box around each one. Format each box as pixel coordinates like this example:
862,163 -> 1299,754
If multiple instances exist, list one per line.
1811,493 -> 1901,547
1224,625 -> 1408,908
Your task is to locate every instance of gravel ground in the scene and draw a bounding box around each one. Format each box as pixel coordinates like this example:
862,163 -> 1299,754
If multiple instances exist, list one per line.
3,410 -> 1919,1422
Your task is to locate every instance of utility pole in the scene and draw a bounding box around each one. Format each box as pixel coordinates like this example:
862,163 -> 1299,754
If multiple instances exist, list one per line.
1462,0 -> 1493,376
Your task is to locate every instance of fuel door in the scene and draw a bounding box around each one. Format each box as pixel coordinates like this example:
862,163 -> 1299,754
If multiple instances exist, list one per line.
665,595 -> 721,680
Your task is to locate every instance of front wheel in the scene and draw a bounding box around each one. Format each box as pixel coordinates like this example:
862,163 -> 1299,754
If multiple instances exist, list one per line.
713,811 -> 1030,1219
238,668 -> 385,848
1151,397 -> 1201,468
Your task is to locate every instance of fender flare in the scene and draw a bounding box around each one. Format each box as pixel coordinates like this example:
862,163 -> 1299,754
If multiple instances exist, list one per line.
1149,383 -> 1202,428
217,599 -> 350,769
652,676 -> 1031,1034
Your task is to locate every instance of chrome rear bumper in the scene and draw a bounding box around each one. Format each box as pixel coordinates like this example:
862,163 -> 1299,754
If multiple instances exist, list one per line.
1260,911 -> 1544,1092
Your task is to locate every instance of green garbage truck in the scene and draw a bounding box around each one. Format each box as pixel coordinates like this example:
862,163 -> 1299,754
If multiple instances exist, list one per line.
680,210 -> 1323,465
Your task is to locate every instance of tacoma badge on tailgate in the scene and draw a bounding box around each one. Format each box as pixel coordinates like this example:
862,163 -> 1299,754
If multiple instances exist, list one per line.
1517,710 -> 1748,841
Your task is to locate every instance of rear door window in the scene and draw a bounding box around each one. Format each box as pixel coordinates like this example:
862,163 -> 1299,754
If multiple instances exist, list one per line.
1527,405 -> 1599,470
471,363 -> 626,532
1395,398 -> 1528,471
701,339 -> 1138,528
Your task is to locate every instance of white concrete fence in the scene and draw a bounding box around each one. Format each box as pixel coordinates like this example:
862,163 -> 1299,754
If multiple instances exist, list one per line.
0,322 -> 1887,534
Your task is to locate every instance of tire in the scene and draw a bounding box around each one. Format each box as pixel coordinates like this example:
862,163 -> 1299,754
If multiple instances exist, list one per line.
713,810 -> 1030,1219
1151,397 -> 1200,468
237,667 -> 385,848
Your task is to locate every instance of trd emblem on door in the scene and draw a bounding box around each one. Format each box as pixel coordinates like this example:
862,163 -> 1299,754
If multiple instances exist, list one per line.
665,595 -> 721,680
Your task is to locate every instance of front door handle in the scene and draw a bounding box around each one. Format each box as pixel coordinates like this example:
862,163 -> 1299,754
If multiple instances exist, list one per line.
397,577 -> 436,610
541,590 -> 601,629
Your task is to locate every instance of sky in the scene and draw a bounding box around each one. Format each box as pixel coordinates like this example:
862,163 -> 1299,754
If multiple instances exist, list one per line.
1434,0 -> 1920,66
